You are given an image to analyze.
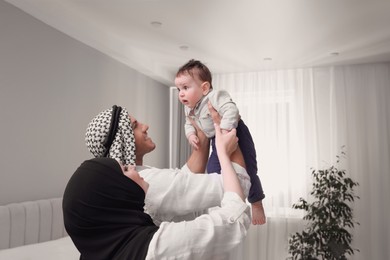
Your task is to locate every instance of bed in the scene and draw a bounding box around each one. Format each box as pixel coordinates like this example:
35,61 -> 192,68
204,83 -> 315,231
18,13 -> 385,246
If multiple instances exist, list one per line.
0,197 -> 79,259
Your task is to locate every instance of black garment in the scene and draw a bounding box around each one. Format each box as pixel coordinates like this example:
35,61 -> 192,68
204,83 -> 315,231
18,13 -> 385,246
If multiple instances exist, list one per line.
63,157 -> 158,260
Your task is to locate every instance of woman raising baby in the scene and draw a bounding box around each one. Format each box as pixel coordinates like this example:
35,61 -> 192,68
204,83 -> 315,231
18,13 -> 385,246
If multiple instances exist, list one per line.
63,106 -> 250,259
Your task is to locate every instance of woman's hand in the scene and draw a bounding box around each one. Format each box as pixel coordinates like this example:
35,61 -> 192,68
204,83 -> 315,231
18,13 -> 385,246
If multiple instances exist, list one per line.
214,118 -> 245,201
209,101 -> 246,169
214,123 -> 238,158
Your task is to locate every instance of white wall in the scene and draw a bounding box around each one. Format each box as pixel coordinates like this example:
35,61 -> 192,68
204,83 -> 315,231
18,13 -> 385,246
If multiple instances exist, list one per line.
0,0 -> 169,205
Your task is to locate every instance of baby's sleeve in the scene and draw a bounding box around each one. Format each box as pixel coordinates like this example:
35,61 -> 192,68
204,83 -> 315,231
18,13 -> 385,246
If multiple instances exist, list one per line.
209,90 -> 240,130
183,107 -> 196,138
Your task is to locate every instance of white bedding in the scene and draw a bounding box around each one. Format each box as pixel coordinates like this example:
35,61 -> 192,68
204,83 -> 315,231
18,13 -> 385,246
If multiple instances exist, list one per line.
0,236 -> 79,260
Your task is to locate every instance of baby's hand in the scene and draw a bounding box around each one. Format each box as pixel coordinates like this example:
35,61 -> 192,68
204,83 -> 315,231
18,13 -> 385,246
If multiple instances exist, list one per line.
188,134 -> 200,150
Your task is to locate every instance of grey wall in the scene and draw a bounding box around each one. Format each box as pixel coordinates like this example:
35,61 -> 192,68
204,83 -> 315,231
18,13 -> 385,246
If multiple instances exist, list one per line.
0,0 -> 169,205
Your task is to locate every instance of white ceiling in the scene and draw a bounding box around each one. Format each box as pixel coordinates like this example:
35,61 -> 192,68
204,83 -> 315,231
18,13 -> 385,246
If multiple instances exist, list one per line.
5,0 -> 390,86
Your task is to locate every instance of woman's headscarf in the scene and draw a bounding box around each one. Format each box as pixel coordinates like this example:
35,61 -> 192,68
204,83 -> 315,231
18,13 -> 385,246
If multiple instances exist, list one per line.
85,105 -> 136,165
63,157 -> 158,260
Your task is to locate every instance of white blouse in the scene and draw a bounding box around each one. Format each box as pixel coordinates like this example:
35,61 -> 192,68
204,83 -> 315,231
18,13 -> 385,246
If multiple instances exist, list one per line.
145,192 -> 251,260
137,163 -> 251,225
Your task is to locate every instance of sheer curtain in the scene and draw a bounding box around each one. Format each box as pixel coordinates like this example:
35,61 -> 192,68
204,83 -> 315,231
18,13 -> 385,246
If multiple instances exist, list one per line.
169,87 -> 191,168
212,63 -> 390,260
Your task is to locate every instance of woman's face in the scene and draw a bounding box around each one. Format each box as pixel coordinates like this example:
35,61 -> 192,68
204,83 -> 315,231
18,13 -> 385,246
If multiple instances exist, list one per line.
122,165 -> 149,193
129,116 -> 156,159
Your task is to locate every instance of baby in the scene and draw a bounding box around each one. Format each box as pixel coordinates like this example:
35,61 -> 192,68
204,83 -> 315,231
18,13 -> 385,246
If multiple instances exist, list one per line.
175,59 -> 266,225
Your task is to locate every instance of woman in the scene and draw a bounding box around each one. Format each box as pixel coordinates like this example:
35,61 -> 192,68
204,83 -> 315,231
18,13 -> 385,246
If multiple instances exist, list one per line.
63,119 -> 250,259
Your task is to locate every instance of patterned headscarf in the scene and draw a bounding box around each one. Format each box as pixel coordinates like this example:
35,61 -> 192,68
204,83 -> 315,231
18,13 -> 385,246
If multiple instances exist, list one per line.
85,106 -> 136,165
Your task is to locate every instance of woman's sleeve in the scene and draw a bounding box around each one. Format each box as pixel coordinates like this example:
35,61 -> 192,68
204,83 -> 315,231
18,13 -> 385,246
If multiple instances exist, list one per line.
146,192 -> 251,259
184,115 -> 196,138
141,167 -> 224,223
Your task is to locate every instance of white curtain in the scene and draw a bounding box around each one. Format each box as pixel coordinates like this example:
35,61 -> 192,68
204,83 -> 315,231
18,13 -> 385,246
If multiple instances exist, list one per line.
212,63 -> 390,260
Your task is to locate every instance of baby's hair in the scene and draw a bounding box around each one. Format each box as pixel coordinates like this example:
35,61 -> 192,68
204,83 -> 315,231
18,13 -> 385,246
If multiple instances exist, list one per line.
176,59 -> 213,88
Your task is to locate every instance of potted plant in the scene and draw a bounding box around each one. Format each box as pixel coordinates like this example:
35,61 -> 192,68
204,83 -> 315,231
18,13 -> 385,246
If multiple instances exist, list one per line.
287,150 -> 359,260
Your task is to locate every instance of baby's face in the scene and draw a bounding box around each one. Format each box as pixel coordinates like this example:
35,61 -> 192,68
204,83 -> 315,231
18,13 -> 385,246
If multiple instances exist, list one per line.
175,72 -> 207,109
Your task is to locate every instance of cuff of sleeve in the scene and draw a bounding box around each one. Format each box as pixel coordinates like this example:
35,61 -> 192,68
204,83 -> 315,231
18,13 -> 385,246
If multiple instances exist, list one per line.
181,164 -> 191,174
221,192 -> 250,223
181,163 -> 206,175
219,122 -> 236,131
186,131 -> 196,139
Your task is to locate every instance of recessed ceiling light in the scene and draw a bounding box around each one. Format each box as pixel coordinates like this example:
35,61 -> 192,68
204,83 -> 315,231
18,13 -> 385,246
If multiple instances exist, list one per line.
150,21 -> 162,28
179,45 -> 189,51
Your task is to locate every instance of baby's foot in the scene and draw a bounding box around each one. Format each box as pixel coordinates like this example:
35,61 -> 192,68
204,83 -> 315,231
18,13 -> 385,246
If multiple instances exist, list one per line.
251,201 -> 266,225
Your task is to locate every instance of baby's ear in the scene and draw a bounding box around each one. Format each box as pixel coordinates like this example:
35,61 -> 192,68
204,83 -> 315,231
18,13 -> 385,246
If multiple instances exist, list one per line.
202,81 -> 211,95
